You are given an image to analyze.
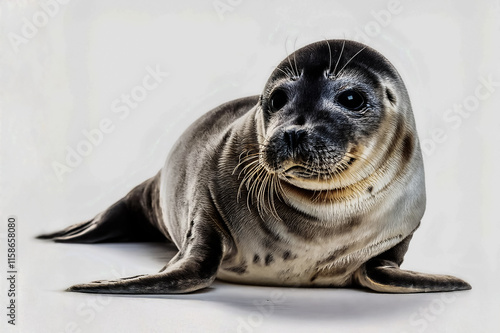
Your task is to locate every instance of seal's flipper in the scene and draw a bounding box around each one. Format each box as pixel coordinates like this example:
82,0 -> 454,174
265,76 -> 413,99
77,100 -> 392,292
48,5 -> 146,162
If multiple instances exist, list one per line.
37,200 -> 164,243
37,177 -> 167,243
354,233 -> 471,293
355,259 -> 471,293
36,220 -> 94,240
66,221 -> 224,294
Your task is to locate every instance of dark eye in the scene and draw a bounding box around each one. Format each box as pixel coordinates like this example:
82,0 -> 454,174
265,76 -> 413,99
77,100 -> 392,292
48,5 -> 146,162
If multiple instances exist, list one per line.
269,89 -> 288,112
337,89 -> 365,111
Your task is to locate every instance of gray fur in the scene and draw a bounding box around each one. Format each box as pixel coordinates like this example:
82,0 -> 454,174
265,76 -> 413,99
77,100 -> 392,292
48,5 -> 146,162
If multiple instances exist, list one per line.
38,40 -> 470,294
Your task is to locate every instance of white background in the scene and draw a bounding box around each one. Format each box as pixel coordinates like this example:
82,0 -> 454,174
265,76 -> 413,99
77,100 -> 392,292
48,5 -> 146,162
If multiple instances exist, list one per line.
1,0 -> 499,332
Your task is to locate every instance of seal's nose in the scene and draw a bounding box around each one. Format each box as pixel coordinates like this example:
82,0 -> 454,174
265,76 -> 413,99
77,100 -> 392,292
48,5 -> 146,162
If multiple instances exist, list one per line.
283,128 -> 307,152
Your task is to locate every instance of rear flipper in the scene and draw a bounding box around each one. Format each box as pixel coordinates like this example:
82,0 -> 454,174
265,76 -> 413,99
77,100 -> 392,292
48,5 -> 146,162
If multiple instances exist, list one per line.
355,259 -> 471,293
354,234 -> 471,293
66,217 -> 225,294
37,177 -> 166,243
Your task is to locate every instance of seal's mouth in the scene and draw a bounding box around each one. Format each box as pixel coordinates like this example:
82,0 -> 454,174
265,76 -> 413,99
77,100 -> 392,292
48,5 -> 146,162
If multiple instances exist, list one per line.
266,149 -> 351,181
284,165 -> 315,179
282,164 -> 334,180
234,144 -> 363,217
260,148 -> 362,193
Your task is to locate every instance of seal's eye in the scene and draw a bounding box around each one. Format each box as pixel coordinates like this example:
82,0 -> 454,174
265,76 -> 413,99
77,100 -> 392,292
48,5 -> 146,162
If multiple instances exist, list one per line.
269,90 -> 288,112
337,89 -> 365,111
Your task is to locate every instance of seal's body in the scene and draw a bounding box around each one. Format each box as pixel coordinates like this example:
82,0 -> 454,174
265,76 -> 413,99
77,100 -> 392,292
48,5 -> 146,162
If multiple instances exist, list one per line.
39,40 -> 470,293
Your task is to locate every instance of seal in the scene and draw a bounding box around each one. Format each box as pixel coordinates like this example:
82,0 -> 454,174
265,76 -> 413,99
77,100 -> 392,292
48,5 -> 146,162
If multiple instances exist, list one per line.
38,40 -> 471,294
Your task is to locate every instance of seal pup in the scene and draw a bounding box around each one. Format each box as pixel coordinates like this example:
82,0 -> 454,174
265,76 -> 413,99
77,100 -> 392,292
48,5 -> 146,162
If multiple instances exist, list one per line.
38,40 -> 471,294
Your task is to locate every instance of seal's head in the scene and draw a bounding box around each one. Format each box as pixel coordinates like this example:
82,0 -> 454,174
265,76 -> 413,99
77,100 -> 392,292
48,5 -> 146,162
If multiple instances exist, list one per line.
257,40 -> 416,193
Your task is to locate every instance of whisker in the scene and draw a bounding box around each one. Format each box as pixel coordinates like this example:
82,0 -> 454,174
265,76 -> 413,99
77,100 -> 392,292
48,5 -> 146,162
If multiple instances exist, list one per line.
235,141 -> 286,219
246,167 -> 262,211
238,162 -> 259,200
256,168 -> 269,216
336,46 -> 366,78
332,39 -> 346,78
233,153 -> 260,176
284,37 -> 298,79
325,38 -> 332,76
238,159 -> 260,180
293,36 -> 300,79
276,66 -> 292,80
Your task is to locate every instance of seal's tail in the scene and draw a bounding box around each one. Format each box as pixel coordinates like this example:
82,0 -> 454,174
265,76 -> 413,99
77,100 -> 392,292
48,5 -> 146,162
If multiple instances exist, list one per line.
37,176 -> 168,243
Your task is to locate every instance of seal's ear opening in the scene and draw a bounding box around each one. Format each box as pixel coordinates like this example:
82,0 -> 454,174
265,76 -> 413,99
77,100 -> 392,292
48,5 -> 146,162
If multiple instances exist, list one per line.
385,87 -> 397,106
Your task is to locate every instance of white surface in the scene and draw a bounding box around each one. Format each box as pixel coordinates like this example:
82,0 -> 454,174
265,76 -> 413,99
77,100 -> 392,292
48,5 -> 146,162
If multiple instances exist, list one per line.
1,0 -> 499,332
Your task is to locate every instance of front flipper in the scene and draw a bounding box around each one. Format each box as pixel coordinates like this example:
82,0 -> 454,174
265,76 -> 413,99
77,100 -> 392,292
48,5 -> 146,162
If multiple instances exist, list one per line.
355,259 -> 471,293
68,220 -> 225,294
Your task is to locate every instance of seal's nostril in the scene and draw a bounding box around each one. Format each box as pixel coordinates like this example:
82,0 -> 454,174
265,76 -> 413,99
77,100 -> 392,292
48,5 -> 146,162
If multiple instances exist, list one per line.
296,129 -> 306,141
283,128 -> 307,152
